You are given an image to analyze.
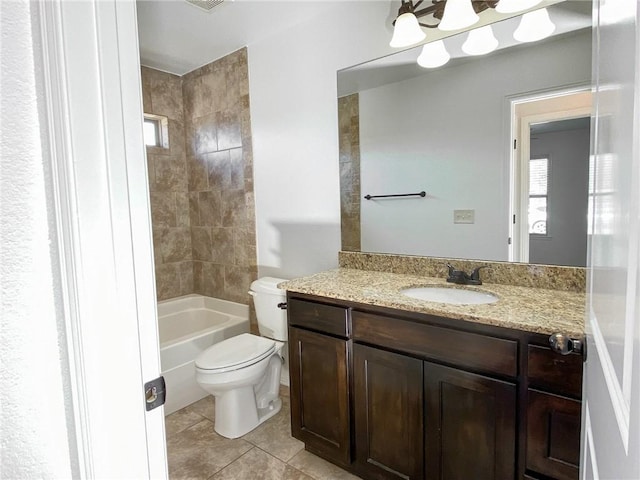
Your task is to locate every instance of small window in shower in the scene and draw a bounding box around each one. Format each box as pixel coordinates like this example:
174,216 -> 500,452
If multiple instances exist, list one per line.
143,114 -> 169,149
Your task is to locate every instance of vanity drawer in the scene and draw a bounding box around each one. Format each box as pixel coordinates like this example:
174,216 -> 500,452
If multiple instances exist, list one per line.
352,311 -> 518,378
288,298 -> 350,338
528,345 -> 583,398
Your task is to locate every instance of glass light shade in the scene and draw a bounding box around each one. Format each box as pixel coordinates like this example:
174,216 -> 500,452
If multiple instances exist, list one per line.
495,0 -> 542,14
417,40 -> 451,68
513,8 -> 556,43
462,25 -> 499,55
438,0 -> 479,31
390,12 -> 426,48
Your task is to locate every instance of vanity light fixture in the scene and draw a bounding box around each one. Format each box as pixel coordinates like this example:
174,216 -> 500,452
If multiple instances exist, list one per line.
389,0 -> 499,48
513,7 -> 556,42
461,24 -> 498,55
390,11 -> 427,47
417,40 -> 451,68
495,0 -> 542,14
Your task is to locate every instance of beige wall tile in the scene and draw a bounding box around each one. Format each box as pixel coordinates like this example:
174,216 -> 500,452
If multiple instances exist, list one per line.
179,261 -> 194,296
216,109 -> 242,151
192,113 -> 218,156
164,227 -> 192,263
198,190 -> 222,227
153,156 -> 188,192
202,262 -> 226,298
187,154 -> 209,192
222,189 -> 246,227
191,227 -> 213,262
150,192 -> 177,228
224,265 -> 257,304
207,150 -> 231,190
234,228 -> 257,267
210,227 -> 235,265
176,192 -> 190,228
155,263 -> 181,301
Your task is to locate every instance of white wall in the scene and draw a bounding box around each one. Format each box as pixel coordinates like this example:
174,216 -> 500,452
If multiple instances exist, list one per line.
0,2 -> 75,477
248,1 -> 397,278
359,31 -> 592,261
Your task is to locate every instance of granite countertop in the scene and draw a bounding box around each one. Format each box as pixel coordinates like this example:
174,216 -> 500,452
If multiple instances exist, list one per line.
279,268 -> 585,338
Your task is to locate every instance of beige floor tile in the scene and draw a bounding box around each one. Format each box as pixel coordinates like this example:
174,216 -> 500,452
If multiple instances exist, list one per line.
185,395 -> 216,422
288,451 -> 363,480
167,419 -> 252,480
211,447 -> 313,480
165,406 -> 206,437
242,396 -> 304,462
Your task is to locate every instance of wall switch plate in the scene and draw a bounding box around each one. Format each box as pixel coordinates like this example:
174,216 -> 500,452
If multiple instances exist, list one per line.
454,209 -> 475,224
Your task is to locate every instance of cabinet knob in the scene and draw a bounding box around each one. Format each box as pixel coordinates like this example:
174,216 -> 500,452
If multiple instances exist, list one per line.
549,333 -> 583,355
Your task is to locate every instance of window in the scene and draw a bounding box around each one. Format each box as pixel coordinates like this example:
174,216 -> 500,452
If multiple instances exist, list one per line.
529,157 -> 549,235
143,114 -> 169,149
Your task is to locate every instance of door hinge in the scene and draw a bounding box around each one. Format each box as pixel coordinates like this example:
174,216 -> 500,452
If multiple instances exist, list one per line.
513,214 -> 516,224
144,376 -> 166,411
508,237 -> 512,245
513,139 -> 517,149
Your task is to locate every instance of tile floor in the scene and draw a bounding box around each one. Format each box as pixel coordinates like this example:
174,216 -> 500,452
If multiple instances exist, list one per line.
165,388 -> 362,480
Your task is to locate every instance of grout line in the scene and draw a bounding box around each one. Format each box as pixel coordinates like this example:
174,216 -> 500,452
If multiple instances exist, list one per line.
205,446 -> 256,480
167,412 -> 208,436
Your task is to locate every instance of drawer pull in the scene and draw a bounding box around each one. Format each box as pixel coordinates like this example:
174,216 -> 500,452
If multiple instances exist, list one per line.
549,333 -> 583,356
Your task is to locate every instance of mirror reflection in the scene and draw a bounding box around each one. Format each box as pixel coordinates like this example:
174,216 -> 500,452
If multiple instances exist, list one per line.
338,1 -> 592,267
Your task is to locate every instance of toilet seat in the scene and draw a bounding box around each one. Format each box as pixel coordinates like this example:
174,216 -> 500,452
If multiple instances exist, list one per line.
196,333 -> 276,373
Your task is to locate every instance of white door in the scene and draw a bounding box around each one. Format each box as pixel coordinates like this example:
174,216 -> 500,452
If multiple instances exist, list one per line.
582,0 -> 640,478
40,1 -> 168,477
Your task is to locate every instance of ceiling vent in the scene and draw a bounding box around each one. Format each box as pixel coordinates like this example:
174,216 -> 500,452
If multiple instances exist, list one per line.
184,0 -> 224,12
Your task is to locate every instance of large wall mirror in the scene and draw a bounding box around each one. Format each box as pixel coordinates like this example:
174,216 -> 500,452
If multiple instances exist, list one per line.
338,1 -> 592,267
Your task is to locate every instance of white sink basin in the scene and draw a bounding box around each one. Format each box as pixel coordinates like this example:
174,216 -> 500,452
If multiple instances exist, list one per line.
400,286 -> 498,305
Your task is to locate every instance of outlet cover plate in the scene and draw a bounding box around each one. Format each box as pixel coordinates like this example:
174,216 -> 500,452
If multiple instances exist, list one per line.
454,209 -> 475,224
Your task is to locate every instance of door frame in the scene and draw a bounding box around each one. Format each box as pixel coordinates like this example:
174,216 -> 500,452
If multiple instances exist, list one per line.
508,87 -> 592,262
38,1 -> 167,476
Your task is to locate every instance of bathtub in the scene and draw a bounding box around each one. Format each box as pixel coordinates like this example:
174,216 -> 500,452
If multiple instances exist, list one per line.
158,294 -> 249,415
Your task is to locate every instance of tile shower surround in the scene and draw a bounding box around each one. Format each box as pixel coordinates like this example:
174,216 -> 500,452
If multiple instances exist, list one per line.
142,49 -> 258,328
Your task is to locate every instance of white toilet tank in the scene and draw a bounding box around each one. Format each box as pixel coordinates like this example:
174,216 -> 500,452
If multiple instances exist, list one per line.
249,277 -> 288,341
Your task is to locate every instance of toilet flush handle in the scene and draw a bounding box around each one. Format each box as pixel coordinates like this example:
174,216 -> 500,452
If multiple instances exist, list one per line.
277,302 -> 288,310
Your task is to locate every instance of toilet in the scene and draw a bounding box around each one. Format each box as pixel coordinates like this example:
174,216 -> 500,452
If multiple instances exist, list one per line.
195,277 -> 287,439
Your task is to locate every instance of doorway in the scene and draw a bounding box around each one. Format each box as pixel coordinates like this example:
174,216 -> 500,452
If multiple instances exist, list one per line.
509,89 -> 592,265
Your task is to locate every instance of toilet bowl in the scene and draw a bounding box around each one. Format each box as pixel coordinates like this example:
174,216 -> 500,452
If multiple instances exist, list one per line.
195,277 -> 287,439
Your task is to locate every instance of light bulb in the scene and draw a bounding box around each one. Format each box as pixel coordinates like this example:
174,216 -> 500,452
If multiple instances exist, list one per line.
462,25 -> 499,55
496,0 -> 542,14
514,8 -> 556,43
417,40 -> 451,68
390,12 -> 426,48
439,0 -> 479,31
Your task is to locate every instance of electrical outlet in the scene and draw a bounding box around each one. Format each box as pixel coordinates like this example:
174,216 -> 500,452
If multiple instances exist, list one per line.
454,209 -> 475,224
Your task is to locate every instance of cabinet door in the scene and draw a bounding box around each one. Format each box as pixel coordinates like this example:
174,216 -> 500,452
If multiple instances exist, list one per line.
288,327 -> 351,465
424,362 -> 517,480
526,389 -> 581,480
353,343 -> 424,480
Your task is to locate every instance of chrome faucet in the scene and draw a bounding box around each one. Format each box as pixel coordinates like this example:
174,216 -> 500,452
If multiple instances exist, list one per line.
446,264 -> 487,285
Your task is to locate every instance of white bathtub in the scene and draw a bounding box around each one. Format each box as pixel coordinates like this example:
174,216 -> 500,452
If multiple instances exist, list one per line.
158,294 -> 249,415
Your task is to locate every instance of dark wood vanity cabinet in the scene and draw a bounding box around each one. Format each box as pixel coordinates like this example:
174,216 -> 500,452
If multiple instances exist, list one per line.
286,293 -> 583,480
288,299 -> 352,467
525,345 -> 583,480
353,344 -> 424,480
424,362 -> 517,480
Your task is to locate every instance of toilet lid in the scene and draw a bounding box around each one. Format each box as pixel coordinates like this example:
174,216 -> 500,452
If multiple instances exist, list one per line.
195,333 -> 276,372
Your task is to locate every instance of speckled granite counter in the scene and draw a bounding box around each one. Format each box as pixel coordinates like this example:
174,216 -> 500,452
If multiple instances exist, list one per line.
279,268 -> 585,338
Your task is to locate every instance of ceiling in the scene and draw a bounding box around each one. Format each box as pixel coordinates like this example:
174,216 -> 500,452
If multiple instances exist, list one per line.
136,0 -> 340,75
